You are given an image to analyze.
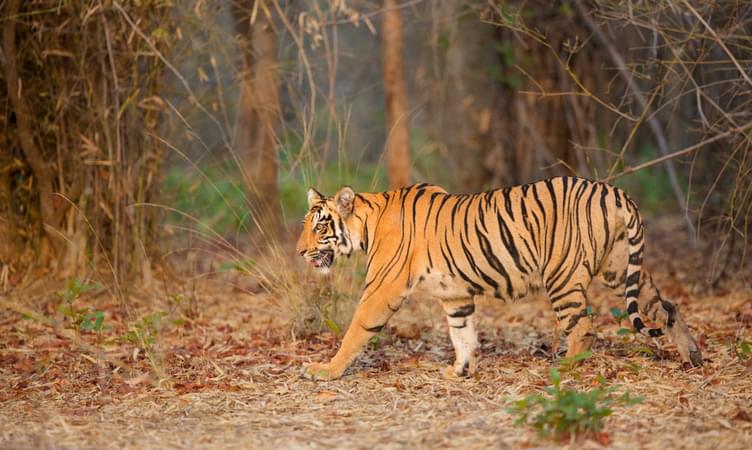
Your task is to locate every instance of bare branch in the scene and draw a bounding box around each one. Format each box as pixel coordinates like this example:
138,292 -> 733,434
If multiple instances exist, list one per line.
605,122 -> 752,182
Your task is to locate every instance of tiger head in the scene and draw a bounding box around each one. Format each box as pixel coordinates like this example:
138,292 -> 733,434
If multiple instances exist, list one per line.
296,186 -> 358,274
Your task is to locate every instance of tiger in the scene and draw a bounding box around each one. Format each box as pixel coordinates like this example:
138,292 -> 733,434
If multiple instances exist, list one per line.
296,176 -> 703,381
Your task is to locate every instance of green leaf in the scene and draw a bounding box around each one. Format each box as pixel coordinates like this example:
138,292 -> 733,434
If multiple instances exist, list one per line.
739,340 -> 751,359
80,311 -> 105,331
617,327 -> 632,336
572,351 -> 593,362
611,307 -> 628,320
323,318 -> 341,335
549,367 -> 561,387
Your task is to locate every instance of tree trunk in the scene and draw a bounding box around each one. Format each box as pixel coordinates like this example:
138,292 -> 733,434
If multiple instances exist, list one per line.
2,0 -> 60,256
233,1 -> 281,234
382,0 -> 411,189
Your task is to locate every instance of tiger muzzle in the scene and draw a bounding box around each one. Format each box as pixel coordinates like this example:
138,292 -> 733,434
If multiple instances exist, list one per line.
307,249 -> 334,269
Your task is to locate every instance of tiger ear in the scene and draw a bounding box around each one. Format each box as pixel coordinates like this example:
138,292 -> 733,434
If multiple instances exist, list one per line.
307,188 -> 325,209
334,186 -> 355,217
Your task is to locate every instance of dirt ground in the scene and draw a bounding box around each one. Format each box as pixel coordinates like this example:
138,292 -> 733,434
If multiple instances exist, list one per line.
1,219 -> 751,449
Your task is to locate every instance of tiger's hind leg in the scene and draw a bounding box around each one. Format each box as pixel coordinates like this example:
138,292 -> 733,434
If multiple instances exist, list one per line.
597,238 -> 702,366
440,298 -> 478,379
548,282 -> 596,360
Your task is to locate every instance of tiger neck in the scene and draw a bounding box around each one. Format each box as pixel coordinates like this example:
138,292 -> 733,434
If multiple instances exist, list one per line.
349,192 -> 387,255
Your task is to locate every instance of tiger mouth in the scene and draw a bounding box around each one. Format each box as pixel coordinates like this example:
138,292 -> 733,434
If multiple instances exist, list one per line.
309,249 -> 334,268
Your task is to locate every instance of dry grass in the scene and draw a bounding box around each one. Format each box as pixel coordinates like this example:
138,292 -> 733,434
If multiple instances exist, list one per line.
1,218 -> 751,449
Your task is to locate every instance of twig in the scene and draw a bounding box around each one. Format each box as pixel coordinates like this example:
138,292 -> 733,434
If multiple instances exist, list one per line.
321,0 -> 426,27
112,1 -> 232,150
574,0 -> 696,240
604,122 -> 752,182
681,0 -> 752,89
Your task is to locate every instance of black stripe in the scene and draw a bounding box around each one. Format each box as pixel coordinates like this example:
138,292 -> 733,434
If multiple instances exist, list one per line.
553,301 -> 582,313
628,250 -> 643,265
460,232 -> 499,290
448,304 -> 475,317
496,213 -> 529,275
412,188 -> 427,225
625,271 -> 640,287
434,194 -> 452,234
502,188 -> 514,220
476,223 -> 513,297
423,192 -> 442,234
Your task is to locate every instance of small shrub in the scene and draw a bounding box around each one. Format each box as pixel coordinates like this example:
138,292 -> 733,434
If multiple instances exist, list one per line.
557,351 -> 593,380
57,278 -> 105,333
610,307 -> 629,323
508,367 -> 642,440
735,339 -> 751,360
124,311 -> 168,352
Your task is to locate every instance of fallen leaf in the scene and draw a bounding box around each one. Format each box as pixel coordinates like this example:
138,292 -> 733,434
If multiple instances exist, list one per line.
315,390 -> 337,402
124,372 -> 151,386
732,409 -> 752,422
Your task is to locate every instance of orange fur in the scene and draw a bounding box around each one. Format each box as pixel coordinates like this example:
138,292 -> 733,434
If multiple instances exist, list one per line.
297,177 -> 701,380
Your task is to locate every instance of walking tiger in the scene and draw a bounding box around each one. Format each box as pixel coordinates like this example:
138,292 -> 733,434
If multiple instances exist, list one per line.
296,177 -> 702,380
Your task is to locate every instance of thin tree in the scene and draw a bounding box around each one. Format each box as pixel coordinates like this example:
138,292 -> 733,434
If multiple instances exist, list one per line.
382,0 -> 411,189
232,1 -> 281,234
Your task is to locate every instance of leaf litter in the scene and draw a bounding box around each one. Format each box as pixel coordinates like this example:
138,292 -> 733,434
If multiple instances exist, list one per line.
0,218 -> 751,449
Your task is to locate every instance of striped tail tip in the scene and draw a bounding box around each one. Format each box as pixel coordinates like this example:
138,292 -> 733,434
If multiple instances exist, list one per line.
631,315 -> 664,337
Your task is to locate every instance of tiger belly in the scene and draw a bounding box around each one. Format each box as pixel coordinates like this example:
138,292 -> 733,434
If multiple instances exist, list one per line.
410,267 -> 542,302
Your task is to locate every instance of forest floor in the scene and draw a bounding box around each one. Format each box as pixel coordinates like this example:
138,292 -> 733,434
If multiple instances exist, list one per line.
1,219 -> 751,449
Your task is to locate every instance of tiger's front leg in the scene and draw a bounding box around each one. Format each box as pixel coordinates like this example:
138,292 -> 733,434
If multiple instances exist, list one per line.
303,288 -> 404,381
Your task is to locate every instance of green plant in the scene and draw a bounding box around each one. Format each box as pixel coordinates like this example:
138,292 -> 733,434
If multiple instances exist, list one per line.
124,311 -> 168,351
162,162 -> 249,235
508,367 -> 642,439
610,307 -> 629,322
610,308 -> 658,358
308,285 -> 348,336
611,307 -> 634,337
557,351 -> 593,380
56,278 -> 105,333
735,339 -> 751,360
368,332 -> 384,349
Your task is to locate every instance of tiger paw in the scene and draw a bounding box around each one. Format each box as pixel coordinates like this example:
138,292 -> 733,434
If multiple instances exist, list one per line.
441,360 -> 475,380
303,362 -> 338,381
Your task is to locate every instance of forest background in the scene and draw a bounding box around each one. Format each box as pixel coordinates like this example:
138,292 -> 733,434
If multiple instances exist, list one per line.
1,1 -> 751,448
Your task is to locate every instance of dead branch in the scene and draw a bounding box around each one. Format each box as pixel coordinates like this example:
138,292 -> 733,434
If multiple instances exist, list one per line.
681,0 -> 752,89
605,122 -> 752,182
574,0 -> 696,240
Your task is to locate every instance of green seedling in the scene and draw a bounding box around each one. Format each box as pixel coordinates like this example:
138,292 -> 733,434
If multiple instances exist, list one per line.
57,278 -> 105,333
124,311 -> 167,351
558,351 -> 593,380
508,367 -> 642,440
735,339 -> 751,360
